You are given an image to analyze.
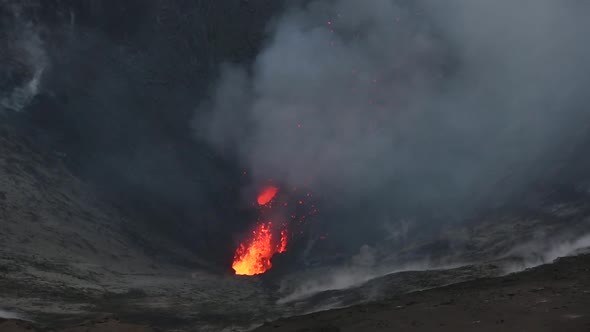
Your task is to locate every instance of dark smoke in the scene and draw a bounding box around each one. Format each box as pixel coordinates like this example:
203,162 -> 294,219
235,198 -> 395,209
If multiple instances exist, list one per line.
197,0 -> 590,256
0,0 -> 46,112
0,0 -> 286,265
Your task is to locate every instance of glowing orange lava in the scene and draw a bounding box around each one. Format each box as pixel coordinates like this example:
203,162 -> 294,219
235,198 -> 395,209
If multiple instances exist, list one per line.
279,229 -> 288,253
257,186 -> 279,205
232,222 -> 287,275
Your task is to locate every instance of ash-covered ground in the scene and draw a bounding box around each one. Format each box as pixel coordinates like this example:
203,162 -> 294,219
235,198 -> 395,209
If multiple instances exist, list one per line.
1,122 -> 589,331
1,1 -> 590,331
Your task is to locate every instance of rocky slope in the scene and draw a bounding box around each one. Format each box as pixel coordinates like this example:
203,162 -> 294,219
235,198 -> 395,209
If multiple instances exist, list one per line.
0,123 -> 270,331
1,121 -> 590,331
255,254 -> 590,332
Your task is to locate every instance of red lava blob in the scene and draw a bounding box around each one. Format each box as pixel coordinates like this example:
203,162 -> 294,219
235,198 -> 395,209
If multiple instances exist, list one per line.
257,186 -> 279,205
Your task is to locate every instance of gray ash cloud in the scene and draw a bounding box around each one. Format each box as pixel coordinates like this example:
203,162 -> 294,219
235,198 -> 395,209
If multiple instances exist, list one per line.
197,0 -> 590,252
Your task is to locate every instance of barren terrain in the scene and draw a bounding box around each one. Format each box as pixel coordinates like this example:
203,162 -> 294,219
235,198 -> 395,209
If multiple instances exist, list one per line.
1,123 -> 589,331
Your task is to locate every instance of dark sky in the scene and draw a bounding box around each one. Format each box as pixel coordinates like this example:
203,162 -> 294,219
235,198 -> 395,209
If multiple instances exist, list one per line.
1,0 -> 288,265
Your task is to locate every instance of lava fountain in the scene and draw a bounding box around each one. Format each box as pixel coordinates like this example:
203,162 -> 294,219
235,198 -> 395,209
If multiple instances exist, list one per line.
231,222 -> 286,275
232,186 -> 287,275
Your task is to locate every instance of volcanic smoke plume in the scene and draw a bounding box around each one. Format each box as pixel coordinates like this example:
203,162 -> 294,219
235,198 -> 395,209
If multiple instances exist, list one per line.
197,1 -> 590,252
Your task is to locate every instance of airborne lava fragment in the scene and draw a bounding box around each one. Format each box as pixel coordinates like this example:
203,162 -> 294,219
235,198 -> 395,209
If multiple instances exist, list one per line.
257,186 -> 279,205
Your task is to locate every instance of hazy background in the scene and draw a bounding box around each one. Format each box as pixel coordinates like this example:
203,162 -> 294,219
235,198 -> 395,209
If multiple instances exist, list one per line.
0,0 -> 287,265
2,0 -> 590,267
198,0 -> 590,257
